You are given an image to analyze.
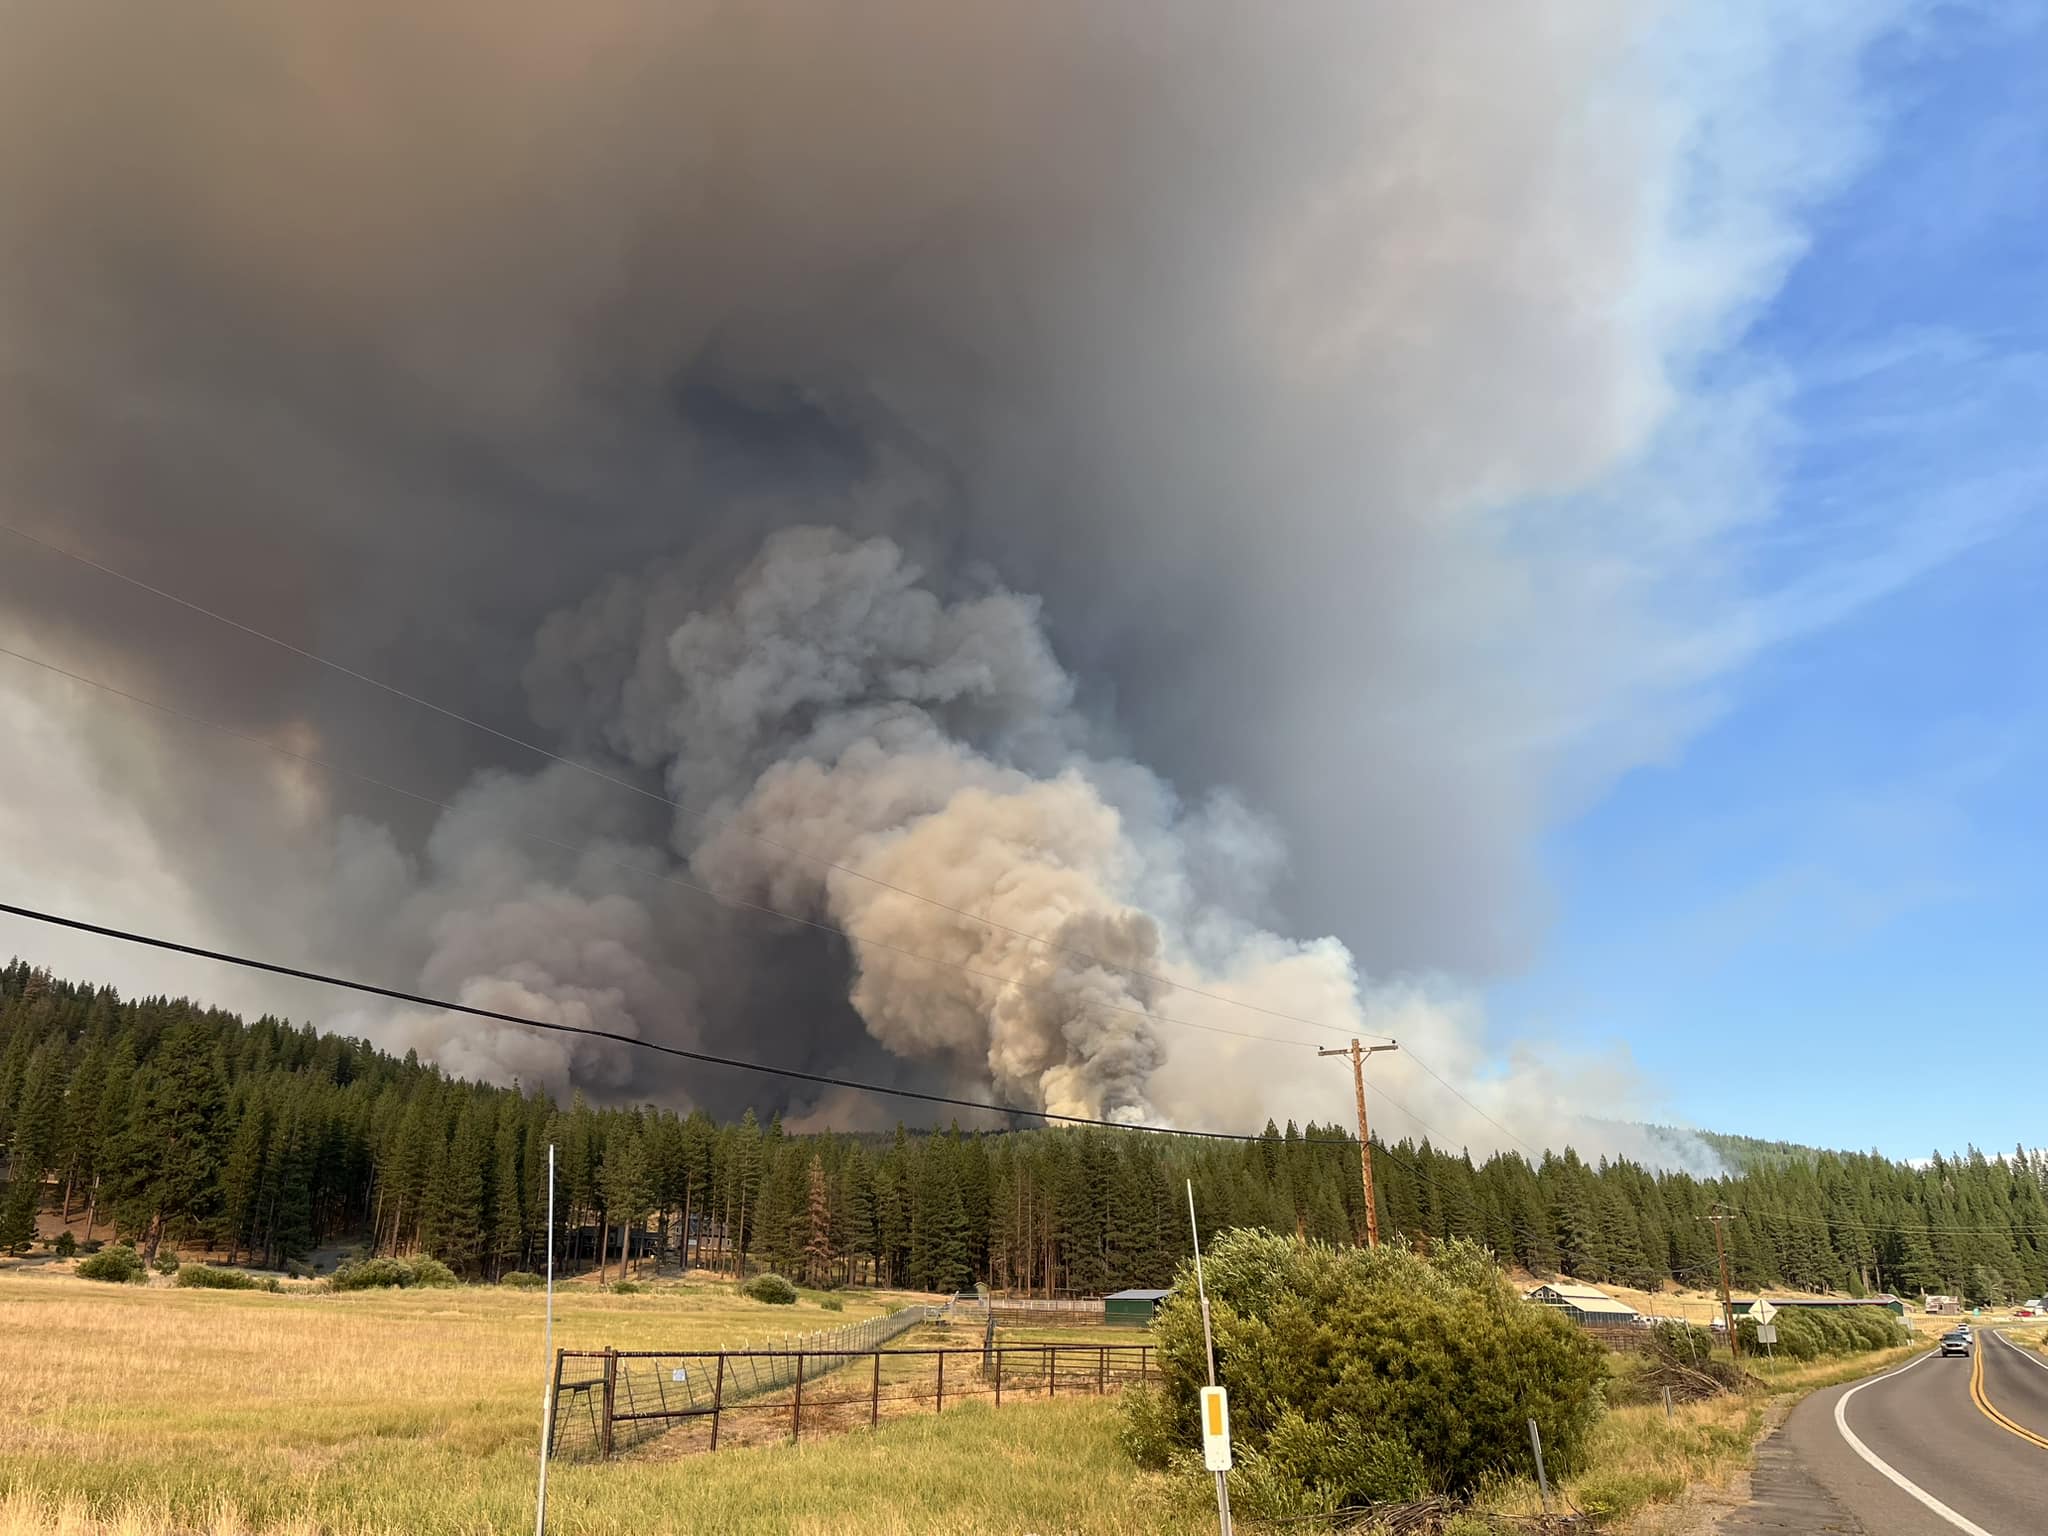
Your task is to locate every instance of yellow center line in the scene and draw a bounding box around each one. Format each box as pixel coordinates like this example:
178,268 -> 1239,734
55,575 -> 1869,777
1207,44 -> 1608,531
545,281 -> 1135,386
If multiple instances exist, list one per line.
1969,1334 -> 2048,1452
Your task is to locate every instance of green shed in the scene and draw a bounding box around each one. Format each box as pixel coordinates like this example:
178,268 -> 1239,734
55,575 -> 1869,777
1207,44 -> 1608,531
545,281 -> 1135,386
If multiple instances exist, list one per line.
1105,1288 -> 1170,1327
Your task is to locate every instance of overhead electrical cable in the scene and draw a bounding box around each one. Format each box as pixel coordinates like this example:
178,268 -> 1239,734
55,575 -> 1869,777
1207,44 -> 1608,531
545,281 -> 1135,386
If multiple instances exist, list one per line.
0,898 -> 1404,1146
0,640 -> 1328,1053
0,520 -> 1390,1043
1397,1050 -> 1541,1159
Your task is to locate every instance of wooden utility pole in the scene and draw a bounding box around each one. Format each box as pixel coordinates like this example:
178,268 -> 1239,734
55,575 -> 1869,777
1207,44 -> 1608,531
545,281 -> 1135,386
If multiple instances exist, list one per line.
1317,1039 -> 1399,1247
1707,1205 -> 1742,1359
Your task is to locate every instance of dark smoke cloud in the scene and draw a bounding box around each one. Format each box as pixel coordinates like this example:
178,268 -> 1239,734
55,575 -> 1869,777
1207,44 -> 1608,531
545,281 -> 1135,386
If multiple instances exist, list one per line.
0,1 -> 1909,1150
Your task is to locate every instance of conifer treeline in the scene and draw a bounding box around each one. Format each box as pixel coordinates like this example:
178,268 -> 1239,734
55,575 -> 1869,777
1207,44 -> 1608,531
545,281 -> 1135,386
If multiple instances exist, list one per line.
4,962 -> 2047,1303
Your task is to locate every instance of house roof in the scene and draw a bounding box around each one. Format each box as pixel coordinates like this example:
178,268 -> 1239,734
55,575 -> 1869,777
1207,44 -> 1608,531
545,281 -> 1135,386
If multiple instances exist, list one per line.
1106,1288 -> 1172,1301
1527,1283 -> 1637,1316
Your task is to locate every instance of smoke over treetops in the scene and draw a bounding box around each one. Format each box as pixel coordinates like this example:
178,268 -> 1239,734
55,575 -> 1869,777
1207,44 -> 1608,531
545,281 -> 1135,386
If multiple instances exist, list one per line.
0,0 -> 1913,1164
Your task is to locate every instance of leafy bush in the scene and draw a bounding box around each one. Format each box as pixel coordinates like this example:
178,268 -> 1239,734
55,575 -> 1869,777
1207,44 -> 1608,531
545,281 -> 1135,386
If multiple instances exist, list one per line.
284,1260 -> 314,1280
153,1251 -> 182,1276
610,1280 -> 642,1294
52,1231 -> 77,1258
743,1272 -> 799,1305
1740,1305 -> 1897,1362
1122,1232 -> 1606,1505
176,1265 -> 264,1290
330,1255 -> 460,1291
500,1271 -> 544,1290
76,1244 -> 146,1283
819,1294 -> 845,1312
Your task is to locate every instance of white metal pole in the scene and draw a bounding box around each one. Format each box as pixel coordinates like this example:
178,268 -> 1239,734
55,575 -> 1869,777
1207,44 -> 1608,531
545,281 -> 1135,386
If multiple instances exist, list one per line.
1186,1180 -> 1233,1536
534,1143 -> 556,1536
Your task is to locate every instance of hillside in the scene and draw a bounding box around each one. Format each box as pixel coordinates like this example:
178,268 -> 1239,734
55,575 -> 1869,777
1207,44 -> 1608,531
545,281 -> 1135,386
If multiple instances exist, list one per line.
4,961 -> 2047,1303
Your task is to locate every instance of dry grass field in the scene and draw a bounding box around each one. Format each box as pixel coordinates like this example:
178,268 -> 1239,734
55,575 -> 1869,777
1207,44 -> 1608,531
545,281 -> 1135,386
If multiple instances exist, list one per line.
0,1261 -> 1935,1536
0,1267 -> 1194,1536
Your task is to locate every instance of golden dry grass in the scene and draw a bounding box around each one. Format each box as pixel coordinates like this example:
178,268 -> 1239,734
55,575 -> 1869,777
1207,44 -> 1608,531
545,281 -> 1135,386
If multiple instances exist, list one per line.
0,1269 -> 1196,1535
1,1262 -> 1917,1536
1467,1343 -> 1920,1532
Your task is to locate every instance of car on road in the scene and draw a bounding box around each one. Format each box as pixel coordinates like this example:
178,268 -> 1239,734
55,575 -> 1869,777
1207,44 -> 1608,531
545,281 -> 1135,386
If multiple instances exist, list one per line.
1939,1329 -> 1972,1357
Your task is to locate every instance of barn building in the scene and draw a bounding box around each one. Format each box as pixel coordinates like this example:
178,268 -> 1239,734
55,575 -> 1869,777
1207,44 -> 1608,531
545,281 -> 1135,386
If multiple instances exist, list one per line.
1105,1288 -> 1171,1327
1524,1282 -> 1640,1326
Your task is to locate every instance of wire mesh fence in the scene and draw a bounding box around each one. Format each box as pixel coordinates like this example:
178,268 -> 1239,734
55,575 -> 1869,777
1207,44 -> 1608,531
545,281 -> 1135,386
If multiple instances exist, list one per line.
547,1336 -> 1158,1461
548,1303 -> 939,1459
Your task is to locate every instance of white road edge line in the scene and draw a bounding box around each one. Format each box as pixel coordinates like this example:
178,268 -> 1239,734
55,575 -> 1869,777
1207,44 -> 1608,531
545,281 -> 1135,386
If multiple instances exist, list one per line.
1833,1350 -> 2002,1536
1990,1330 -> 2048,1375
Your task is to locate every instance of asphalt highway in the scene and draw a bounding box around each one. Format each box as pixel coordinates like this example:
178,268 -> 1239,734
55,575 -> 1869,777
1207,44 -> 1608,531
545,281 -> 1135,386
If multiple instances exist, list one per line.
1737,1331 -> 2048,1534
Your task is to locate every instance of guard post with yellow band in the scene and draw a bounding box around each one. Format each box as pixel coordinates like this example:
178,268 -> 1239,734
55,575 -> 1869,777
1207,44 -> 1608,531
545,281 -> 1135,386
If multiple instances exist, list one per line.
1200,1386 -> 1232,1471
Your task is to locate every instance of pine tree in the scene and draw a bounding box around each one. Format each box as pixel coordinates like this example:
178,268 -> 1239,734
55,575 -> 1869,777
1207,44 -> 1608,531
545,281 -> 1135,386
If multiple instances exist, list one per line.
803,1155 -> 834,1287
0,1038 -> 65,1251
490,1106 -> 527,1278
108,1022 -> 228,1262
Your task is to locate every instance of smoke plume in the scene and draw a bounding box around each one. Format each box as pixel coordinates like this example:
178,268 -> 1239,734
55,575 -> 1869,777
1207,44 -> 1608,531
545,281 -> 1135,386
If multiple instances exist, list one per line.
0,0 -> 1915,1157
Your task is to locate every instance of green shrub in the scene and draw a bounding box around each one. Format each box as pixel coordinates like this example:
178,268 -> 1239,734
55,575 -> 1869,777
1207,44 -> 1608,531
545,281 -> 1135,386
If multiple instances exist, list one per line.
1227,1410 -> 1429,1521
284,1260 -> 314,1280
330,1256 -> 411,1291
1744,1306 -> 1896,1361
176,1265 -> 264,1291
1117,1384 -> 1185,1469
1122,1232 -> 1606,1504
819,1294 -> 845,1312
75,1244 -> 146,1284
743,1272 -> 799,1305
330,1255 -> 459,1291
153,1251 -> 181,1276
52,1231 -> 77,1258
500,1271 -> 544,1289
610,1280 -> 642,1295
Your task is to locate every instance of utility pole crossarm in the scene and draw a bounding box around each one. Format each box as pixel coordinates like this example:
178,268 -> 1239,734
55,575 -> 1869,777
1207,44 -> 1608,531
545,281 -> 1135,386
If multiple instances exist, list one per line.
1317,1039 -> 1397,1248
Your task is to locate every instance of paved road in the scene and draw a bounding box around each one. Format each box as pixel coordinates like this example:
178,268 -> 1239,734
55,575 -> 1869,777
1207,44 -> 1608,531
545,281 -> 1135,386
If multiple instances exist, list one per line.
1730,1332 -> 2048,1534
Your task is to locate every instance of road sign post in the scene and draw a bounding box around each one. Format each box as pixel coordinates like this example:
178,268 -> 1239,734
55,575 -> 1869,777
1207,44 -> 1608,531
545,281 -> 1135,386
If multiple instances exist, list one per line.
1187,1182 -> 1235,1536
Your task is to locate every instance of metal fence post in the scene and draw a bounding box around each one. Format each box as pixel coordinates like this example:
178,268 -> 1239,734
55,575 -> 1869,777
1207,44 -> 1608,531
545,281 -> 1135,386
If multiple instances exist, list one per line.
1098,1346 -> 1107,1394
996,1347 -> 1003,1406
600,1349 -> 617,1461
710,1355 -> 726,1452
936,1350 -> 945,1414
1528,1419 -> 1552,1514
1046,1344 -> 1054,1396
871,1350 -> 882,1428
546,1350 -> 566,1459
792,1352 -> 804,1442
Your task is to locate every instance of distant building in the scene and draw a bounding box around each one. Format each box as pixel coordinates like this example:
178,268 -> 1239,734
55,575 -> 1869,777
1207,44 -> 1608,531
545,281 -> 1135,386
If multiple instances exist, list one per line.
1924,1294 -> 1962,1315
1525,1283 -> 1640,1326
1733,1294 -> 1907,1319
1105,1288 -> 1171,1327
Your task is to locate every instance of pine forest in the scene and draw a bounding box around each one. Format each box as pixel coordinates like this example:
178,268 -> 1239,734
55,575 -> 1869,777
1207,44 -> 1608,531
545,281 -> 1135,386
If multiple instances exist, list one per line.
4,962 -> 2045,1305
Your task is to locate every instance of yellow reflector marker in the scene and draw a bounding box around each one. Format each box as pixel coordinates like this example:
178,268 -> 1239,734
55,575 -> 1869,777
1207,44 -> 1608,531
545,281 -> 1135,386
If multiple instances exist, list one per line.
1200,1386 -> 1232,1471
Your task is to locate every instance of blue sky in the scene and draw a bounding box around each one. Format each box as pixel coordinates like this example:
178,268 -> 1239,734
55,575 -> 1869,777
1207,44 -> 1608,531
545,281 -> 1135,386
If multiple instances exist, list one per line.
1494,4 -> 2048,1159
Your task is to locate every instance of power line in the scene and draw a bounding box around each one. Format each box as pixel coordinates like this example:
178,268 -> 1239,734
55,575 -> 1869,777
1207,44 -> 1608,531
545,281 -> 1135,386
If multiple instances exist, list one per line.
0,897 -> 1392,1146
0,640 -> 1329,1055
1397,1050 -> 1541,1159
1732,1205 -> 2048,1239
0,520 -> 1390,1045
